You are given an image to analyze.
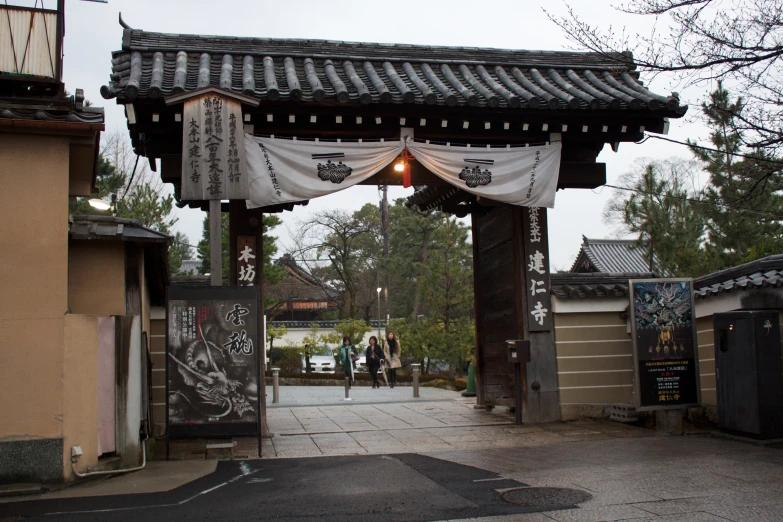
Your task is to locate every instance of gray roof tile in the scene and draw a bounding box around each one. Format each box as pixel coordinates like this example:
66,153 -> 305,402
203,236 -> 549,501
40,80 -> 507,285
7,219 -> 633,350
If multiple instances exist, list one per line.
101,28 -> 686,115
693,255 -> 783,299
570,237 -> 660,274
551,272 -> 656,300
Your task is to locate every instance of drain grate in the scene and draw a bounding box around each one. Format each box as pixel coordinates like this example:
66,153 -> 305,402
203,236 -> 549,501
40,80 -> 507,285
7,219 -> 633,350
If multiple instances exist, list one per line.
501,487 -> 592,508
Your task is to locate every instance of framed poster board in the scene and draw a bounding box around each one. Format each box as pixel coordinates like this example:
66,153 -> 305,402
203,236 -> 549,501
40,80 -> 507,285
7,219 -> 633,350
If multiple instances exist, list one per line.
166,285 -> 261,438
629,279 -> 701,411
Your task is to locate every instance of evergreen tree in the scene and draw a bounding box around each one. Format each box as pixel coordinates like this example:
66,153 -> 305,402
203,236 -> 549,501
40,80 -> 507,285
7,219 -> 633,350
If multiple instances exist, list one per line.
69,132 -> 186,274
604,158 -> 706,277
419,217 -> 475,373
168,232 -> 192,275
197,213 -> 285,294
688,84 -> 783,270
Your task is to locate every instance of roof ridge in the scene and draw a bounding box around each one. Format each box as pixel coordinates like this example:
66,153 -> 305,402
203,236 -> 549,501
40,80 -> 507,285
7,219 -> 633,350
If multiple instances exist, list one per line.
694,254 -> 783,289
126,28 -> 632,63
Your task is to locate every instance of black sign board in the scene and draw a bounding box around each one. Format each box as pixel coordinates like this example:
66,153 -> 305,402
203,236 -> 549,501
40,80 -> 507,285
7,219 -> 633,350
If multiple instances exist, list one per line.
166,285 -> 261,438
629,279 -> 701,410
522,207 -> 552,331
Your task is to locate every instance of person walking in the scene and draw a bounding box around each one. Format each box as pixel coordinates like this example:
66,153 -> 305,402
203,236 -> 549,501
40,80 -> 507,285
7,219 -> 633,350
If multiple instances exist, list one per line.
365,336 -> 384,389
383,331 -> 402,388
337,336 -> 358,388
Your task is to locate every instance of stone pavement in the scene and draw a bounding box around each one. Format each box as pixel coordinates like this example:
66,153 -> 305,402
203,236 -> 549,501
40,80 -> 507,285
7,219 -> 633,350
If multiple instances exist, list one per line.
260,386 -> 783,521
265,384 -> 462,407
5,384 -> 783,521
422,434 -> 783,521
261,386 -> 652,459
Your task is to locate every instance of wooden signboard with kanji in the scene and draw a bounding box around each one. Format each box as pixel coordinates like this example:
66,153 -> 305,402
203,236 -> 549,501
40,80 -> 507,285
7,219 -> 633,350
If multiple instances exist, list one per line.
181,93 -> 248,201
522,207 -> 552,331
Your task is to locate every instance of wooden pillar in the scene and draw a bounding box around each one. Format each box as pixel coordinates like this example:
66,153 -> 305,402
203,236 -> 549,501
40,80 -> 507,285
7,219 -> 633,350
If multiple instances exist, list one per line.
472,203 -> 560,422
209,199 -> 222,286
517,207 -> 560,423
471,211 -> 486,406
229,200 -> 269,437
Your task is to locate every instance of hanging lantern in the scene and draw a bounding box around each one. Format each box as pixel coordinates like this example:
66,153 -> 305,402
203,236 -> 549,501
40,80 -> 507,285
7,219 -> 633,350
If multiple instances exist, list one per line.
395,148 -> 415,188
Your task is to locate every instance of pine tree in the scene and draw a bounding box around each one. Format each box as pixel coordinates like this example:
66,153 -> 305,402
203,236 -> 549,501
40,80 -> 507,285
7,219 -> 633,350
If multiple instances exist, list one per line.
689,84 -> 783,270
605,158 -> 706,277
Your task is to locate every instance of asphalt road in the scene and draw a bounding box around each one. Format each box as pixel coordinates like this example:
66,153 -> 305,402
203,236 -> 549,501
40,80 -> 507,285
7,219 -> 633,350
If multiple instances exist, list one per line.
0,455 -> 580,522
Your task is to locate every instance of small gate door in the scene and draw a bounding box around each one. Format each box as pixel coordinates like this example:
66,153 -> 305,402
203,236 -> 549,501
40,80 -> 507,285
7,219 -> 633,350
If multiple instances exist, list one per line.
714,316 -> 760,435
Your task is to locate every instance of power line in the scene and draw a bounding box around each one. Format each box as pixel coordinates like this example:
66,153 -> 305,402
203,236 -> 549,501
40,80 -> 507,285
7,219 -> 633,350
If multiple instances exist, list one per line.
604,184 -> 783,220
645,135 -> 783,167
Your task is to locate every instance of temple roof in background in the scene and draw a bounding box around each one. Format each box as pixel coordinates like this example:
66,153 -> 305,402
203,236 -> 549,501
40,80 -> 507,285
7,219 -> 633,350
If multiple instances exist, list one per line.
570,236 -> 658,274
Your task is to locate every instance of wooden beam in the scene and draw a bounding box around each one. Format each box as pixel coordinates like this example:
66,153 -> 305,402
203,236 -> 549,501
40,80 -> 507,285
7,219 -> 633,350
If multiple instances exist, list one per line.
557,162 -> 606,189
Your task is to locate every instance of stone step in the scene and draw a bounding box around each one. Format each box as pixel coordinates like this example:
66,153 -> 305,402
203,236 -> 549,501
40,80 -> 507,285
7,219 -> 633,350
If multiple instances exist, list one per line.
0,483 -> 42,498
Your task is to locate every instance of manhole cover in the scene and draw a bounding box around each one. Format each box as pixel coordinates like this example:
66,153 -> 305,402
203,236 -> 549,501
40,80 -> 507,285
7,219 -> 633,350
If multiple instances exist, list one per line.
501,487 -> 592,508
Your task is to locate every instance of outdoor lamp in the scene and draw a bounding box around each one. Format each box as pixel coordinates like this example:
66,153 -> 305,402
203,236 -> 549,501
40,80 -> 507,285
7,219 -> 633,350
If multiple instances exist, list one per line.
377,287 -> 382,293
88,193 -> 118,216
88,198 -> 111,210
394,149 -> 415,188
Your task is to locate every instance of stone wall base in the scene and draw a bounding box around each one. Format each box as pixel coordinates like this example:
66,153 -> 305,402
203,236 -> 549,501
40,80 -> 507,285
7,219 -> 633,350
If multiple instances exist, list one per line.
560,404 -> 720,434
0,438 -> 63,484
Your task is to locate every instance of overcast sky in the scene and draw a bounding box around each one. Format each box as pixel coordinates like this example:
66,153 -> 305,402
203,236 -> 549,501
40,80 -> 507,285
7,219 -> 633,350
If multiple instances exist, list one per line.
58,0 -> 711,271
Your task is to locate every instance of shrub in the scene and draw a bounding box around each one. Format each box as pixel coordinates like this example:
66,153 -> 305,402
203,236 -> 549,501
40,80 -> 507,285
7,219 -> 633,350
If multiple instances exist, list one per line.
277,352 -> 303,373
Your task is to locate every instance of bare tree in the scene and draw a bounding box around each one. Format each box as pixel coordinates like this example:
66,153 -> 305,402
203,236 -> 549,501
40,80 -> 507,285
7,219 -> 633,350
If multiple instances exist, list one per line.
546,0 -> 783,150
289,208 -> 381,319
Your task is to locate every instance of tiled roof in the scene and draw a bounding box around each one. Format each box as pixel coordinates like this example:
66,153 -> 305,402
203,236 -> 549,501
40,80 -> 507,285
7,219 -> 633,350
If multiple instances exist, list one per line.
69,215 -> 170,243
0,88 -> 104,124
570,236 -> 657,274
551,272 -> 655,300
69,215 -> 170,304
101,28 -> 686,114
693,255 -> 783,299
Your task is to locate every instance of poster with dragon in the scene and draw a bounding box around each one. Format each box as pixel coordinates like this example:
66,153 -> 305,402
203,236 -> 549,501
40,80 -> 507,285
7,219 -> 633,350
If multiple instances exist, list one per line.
630,279 -> 700,410
166,286 -> 260,437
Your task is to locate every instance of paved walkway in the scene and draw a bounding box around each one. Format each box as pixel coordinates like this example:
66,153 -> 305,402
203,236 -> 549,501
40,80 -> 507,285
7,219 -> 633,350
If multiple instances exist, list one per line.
260,386 -> 653,460
266,384 -> 460,407
424,434 -> 783,522
5,384 -> 783,521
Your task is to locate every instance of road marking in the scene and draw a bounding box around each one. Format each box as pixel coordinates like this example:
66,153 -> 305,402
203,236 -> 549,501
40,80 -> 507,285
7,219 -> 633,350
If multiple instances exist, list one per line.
246,478 -> 272,484
45,466 -> 259,516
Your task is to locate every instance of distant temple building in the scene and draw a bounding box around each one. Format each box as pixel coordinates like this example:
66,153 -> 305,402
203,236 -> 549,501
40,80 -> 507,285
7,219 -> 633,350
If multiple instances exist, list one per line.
569,236 -> 660,274
265,255 -> 339,322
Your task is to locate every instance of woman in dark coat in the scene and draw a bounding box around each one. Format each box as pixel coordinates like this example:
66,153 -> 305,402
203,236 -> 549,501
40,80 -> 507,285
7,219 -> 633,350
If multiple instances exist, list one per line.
337,336 -> 358,387
365,336 -> 384,389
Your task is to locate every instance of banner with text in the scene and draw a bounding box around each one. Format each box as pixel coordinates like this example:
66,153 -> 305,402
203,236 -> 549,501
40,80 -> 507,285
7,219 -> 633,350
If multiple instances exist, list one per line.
166,285 -> 260,438
245,136 -> 404,209
407,140 -> 561,208
244,136 -> 562,209
629,279 -> 700,410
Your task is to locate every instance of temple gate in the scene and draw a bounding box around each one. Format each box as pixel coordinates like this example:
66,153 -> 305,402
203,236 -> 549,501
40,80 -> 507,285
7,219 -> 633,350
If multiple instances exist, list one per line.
101,20 -> 686,437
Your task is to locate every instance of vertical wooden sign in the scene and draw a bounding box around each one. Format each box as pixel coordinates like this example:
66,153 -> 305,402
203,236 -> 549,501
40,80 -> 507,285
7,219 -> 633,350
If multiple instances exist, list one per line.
181,93 -> 248,201
522,207 -> 552,331
237,235 -> 258,286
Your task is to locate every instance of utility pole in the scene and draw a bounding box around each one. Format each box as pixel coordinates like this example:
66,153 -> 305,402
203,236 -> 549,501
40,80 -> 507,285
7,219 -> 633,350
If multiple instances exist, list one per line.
380,185 -> 390,329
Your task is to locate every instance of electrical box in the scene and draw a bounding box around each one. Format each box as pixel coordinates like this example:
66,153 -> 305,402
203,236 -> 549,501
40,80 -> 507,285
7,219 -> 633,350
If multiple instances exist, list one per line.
713,311 -> 783,439
506,340 -> 531,364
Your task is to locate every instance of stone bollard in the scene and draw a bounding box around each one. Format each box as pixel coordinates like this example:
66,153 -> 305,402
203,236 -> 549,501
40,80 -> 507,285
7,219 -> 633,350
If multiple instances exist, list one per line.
412,363 -> 420,398
343,376 -> 352,401
272,367 -> 280,404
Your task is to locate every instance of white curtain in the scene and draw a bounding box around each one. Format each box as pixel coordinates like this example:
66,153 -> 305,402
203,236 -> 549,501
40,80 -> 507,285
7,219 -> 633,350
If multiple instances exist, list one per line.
244,135 -> 562,209
406,140 -> 562,208
245,135 -> 404,209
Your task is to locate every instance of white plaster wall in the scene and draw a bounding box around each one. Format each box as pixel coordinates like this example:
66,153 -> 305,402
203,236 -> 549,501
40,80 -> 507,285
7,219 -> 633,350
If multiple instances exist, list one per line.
266,327 -> 382,352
